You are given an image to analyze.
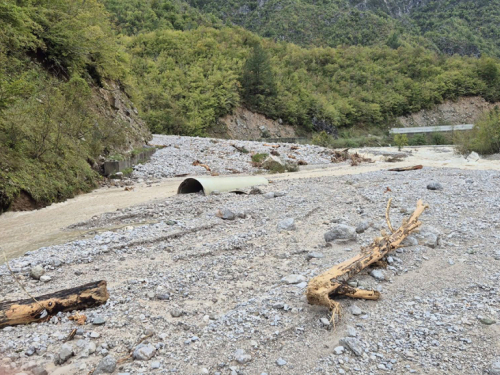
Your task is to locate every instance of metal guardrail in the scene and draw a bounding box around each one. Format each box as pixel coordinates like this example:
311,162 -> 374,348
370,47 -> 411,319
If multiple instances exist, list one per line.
390,124 -> 474,134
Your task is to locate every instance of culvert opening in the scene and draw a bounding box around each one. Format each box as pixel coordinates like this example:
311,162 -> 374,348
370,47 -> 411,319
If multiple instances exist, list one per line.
177,178 -> 204,194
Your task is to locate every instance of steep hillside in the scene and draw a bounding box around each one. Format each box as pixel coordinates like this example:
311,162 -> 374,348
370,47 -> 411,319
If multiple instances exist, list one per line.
186,0 -> 500,57
0,0 -> 150,212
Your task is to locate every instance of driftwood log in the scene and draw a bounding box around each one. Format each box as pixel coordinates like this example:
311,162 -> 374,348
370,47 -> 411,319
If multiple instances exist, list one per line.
0,280 -> 109,328
388,165 -> 423,172
306,199 -> 428,315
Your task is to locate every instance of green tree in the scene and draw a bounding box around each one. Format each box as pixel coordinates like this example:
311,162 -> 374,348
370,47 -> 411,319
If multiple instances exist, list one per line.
240,44 -> 277,115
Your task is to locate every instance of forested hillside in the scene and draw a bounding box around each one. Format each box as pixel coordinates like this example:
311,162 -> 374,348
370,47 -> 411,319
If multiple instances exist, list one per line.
101,0 -> 500,137
0,0 -> 149,212
187,0 -> 500,58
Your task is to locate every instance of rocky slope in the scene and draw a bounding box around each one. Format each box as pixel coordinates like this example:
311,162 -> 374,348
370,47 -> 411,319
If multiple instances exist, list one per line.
93,81 -> 151,155
211,107 -> 297,140
397,96 -> 500,128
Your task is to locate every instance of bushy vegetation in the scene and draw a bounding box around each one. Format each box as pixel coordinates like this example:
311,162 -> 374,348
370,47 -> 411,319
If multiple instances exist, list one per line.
312,131 -> 333,148
0,0 -> 136,211
123,25 -> 500,137
393,134 -> 408,151
251,153 -> 269,164
408,134 -> 427,146
455,107 -> 500,155
410,1 -> 500,58
102,0 -> 217,35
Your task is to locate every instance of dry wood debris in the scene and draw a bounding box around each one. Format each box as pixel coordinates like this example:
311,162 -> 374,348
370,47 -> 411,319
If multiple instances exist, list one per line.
306,199 -> 429,321
331,149 -> 373,166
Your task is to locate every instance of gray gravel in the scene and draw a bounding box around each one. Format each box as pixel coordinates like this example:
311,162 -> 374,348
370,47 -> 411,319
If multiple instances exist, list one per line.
1,162 -> 499,374
132,135 -> 334,180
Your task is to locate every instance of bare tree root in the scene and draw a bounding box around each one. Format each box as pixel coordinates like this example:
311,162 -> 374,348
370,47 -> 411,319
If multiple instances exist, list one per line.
306,199 -> 429,318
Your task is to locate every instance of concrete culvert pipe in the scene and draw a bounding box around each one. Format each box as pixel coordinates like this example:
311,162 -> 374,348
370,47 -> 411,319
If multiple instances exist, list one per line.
177,176 -> 268,196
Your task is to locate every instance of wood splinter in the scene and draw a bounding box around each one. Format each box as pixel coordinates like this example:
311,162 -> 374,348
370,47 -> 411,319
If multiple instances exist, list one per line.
306,199 -> 429,318
0,280 -> 109,328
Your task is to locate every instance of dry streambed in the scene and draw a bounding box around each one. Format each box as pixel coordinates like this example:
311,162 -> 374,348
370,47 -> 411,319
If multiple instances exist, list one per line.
1,166 -> 500,375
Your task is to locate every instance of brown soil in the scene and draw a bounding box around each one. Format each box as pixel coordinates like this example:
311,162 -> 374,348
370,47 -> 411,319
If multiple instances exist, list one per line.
8,191 -> 45,212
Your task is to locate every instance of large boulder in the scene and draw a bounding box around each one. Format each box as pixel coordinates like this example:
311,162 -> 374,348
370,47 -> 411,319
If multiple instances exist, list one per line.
261,155 -> 284,170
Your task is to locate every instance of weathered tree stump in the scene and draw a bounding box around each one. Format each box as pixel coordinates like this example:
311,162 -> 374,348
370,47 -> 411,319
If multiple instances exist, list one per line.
0,280 -> 109,328
306,200 -> 428,315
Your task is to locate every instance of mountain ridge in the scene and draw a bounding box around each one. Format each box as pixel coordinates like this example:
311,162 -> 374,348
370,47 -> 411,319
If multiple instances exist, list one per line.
186,0 -> 500,57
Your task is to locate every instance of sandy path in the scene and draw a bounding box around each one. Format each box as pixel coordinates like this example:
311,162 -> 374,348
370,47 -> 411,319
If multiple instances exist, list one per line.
1,146 -> 498,262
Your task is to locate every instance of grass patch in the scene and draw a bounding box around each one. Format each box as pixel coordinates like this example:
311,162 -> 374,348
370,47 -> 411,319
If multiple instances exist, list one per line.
108,153 -> 125,161
251,153 -> 268,163
267,162 -> 299,174
131,147 -> 151,157
122,167 -> 133,176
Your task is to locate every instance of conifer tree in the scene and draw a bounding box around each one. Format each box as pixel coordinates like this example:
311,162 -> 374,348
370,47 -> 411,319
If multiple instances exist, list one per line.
240,43 -> 277,115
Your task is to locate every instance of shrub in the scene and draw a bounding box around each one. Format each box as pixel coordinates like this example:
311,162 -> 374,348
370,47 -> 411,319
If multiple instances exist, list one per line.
393,134 -> 408,151
430,132 -> 448,145
251,153 -> 268,164
455,107 -> 500,155
267,162 -> 298,174
312,131 -> 333,147
409,134 -> 427,146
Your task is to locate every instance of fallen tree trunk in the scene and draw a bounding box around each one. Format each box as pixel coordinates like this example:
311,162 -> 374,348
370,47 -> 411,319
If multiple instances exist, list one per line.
0,280 -> 109,328
306,200 -> 428,315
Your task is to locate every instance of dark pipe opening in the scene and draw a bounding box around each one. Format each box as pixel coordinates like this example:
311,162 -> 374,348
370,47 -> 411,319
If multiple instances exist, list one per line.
177,178 -> 204,194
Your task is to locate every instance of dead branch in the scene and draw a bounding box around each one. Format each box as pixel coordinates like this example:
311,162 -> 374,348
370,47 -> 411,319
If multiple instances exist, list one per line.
192,160 -> 211,171
306,200 -> 429,317
231,144 -> 249,154
385,198 -> 395,233
388,165 -> 423,172
331,149 -> 373,166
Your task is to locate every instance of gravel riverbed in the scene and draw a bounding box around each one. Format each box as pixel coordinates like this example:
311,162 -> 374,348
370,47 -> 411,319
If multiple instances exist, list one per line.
132,135 -> 334,179
1,140 -> 499,375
